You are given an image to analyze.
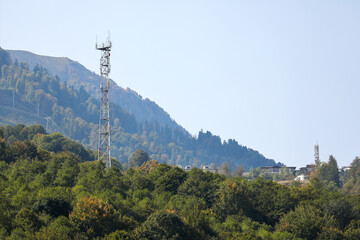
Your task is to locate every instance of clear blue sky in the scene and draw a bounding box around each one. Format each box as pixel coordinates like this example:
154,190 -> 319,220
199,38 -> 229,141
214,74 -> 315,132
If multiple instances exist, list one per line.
1,0 -> 360,168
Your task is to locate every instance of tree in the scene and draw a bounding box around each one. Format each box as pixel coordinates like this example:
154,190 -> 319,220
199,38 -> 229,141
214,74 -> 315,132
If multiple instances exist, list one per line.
233,165 -> 245,177
14,208 -> 42,234
0,173 -> 11,234
69,196 -> 115,238
34,216 -> 78,240
138,160 -> 160,174
247,178 -> 295,225
10,140 -> 38,160
103,230 -> 132,240
324,198 -> 353,229
128,149 -> 150,168
134,211 -> 195,240
0,138 -> 12,163
219,161 -> 231,177
178,168 -> 222,207
316,227 -> 344,240
54,152 -> 81,187
32,187 -> 74,218
342,157 -> 360,194
75,160 -> 107,193
327,155 -> 341,187
154,166 -> 187,194
0,48 -> 11,72
249,167 -> 262,179
168,196 -> 213,238
277,205 -> 336,239
214,178 -> 251,219
38,133 -> 92,162
316,155 -> 340,188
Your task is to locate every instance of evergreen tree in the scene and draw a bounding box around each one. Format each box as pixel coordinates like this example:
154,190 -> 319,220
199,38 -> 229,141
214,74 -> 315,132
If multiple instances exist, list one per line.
318,155 -> 341,187
327,155 -> 340,187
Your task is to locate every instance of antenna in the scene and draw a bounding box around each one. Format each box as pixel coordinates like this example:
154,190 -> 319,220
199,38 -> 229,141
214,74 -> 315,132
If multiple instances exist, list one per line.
96,33 -> 112,169
314,143 -> 320,165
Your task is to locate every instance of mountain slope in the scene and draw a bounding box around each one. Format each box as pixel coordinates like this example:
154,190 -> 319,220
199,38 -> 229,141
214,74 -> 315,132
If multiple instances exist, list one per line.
1,48 -> 279,170
8,50 -> 186,133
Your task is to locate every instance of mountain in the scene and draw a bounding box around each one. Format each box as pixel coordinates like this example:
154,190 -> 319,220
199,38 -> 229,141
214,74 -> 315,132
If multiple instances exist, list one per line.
8,50 -> 186,134
1,47 -> 279,170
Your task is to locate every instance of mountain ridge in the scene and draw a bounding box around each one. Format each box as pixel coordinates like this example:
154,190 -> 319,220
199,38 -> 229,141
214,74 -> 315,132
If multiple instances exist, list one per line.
8,49 -> 187,135
1,47 -> 279,170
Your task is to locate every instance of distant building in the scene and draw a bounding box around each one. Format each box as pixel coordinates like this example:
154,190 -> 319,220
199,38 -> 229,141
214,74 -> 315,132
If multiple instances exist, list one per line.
299,164 -> 316,174
340,166 -> 351,172
286,167 -> 296,173
261,166 -> 282,174
184,165 -> 191,171
260,166 -> 296,174
202,165 -> 218,173
294,174 -> 308,181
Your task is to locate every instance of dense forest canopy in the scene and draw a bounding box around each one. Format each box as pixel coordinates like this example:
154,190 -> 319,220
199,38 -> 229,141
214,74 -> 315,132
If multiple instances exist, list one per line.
0,124 -> 360,239
0,47 -> 277,170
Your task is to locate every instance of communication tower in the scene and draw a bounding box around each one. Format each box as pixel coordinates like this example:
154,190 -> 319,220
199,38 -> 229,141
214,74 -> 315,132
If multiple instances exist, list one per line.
314,143 -> 320,165
96,34 -> 112,169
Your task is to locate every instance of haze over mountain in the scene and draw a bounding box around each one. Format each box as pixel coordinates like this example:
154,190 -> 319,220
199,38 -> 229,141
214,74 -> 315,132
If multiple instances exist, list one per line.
1,48 -> 278,170
8,50 -> 185,133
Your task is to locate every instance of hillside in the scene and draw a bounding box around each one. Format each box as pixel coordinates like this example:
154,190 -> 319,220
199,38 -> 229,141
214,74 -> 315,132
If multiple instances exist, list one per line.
8,49 -> 185,133
0,124 -> 360,239
1,47 -> 278,170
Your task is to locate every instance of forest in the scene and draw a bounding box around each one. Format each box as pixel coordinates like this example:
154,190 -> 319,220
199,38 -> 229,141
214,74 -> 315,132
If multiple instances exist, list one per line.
0,124 -> 360,239
0,47 -> 276,170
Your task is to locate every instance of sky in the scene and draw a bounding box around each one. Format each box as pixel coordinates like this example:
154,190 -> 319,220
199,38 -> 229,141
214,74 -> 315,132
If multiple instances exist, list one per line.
1,0 -> 360,168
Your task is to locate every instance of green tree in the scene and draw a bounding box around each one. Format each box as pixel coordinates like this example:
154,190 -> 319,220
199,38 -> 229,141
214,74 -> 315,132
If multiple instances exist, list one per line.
167,195 -> 213,237
342,157 -> 360,194
327,155 -> 341,187
247,178 -> 295,225
14,208 -> 42,234
324,198 -> 353,229
34,216 -> 78,240
153,166 -> 187,194
316,227 -> 344,240
317,155 -> 340,187
38,133 -> 92,162
54,152 -> 80,187
178,168 -> 223,207
75,160 -> 107,194
128,149 -> 150,168
134,210 -> 195,240
214,178 -> 251,219
277,205 -> 336,239
32,187 -> 74,218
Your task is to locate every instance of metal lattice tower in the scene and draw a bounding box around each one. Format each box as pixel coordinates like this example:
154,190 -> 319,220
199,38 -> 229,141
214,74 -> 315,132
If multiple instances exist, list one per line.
96,35 -> 112,169
314,143 -> 320,165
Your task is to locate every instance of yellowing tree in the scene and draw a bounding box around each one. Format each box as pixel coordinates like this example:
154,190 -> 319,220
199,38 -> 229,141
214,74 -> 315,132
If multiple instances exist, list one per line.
69,196 -> 115,238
